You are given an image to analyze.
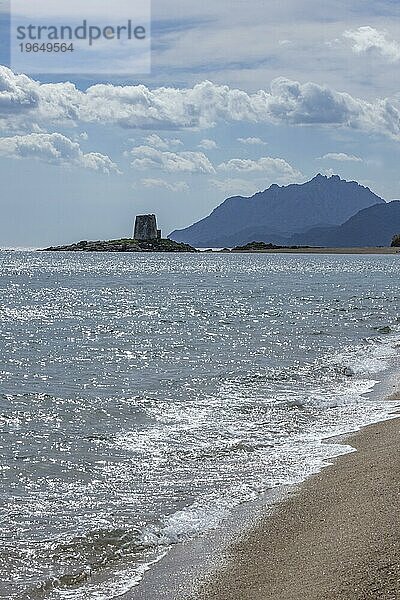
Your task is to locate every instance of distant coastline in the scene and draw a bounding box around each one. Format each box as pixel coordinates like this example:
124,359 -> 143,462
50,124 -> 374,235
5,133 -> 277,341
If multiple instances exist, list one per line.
212,241 -> 400,254
225,246 -> 400,255
37,239 -> 399,254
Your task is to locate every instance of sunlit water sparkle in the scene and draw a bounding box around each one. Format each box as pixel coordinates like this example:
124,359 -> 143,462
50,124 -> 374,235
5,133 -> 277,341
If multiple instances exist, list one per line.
0,251 -> 399,598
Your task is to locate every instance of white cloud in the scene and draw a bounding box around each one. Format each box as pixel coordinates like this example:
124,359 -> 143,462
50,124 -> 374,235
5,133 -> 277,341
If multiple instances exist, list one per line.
218,155 -> 303,183
318,152 -> 362,162
210,178 -> 260,197
144,133 -> 183,150
2,66 -> 400,140
0,68 -> 39,114
140,178 -> 189,192
344,26 -> 400,62
265,77 -> 352,125
130,146 -> 215,174
0,132 -> 120,173
72,131 -> 89,142
81,79 -> 265,130
31,123 -> 47,133
198,138 -> 218,150
237,136 -> 267,145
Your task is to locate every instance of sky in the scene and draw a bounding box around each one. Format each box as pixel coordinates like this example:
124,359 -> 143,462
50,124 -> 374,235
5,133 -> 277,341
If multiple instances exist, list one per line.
1,0 -> 400,245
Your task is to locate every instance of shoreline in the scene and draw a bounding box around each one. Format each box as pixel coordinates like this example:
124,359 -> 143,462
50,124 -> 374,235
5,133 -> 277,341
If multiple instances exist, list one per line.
123,371 -> 400,600
225,247 -> 400,254
1,246 -> 399,254
193,388 -> 400,600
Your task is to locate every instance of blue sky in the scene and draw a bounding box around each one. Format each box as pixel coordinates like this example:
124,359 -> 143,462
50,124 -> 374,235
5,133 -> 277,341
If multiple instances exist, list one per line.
1,0 -> 400,245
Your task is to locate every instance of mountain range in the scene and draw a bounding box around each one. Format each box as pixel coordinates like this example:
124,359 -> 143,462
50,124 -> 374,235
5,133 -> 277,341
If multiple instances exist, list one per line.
290,200 -> 400,247
169,175 -> 400,247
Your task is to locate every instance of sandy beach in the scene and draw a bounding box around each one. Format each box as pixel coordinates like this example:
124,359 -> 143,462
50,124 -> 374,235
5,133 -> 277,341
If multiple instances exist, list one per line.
193,391 -> 400,600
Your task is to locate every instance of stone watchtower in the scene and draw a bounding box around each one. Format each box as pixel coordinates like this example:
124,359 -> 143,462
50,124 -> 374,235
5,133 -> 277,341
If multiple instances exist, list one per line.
133,214 -> 162,240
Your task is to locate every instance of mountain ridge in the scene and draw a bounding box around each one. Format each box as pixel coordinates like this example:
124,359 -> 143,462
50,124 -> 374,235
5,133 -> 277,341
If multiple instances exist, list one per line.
169,174 -> 385,247
290,201 -> 400,247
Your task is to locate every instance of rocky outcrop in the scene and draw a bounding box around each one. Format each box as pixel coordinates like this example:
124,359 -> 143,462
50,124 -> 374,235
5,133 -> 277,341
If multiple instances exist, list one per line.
40,238 -> 198,253
392,234 -> 400,247
230,241 -> 312,252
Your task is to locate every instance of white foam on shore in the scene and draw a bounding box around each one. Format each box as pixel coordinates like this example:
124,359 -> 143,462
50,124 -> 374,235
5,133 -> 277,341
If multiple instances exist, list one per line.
71,335 -> 400,600
126,375 -> 400,600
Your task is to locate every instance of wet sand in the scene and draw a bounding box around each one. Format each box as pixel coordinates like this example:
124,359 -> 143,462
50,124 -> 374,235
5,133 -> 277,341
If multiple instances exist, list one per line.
194,393 -> 400,600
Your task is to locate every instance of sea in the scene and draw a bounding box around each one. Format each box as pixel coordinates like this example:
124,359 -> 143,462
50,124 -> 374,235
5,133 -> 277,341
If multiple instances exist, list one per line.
0,251 -> 399,599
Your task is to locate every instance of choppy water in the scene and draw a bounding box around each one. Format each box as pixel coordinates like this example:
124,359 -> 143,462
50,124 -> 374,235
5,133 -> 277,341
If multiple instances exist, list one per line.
0,251 -> 399,599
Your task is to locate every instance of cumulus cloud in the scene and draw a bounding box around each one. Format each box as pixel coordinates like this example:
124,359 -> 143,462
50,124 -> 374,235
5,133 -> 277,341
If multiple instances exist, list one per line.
344,26 -> 400,62
2,66 -> 400,140
266,78 -> 355,125
140,178 -> 189,192
198,138 -> 218,150
218,155 -> 303,183
318,152 -> 362,162
0,68 -> 39,114
0,132 -> 120,173
237,136 -> 267,145
144,133 -> 183,150
130,146 -> 215,174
